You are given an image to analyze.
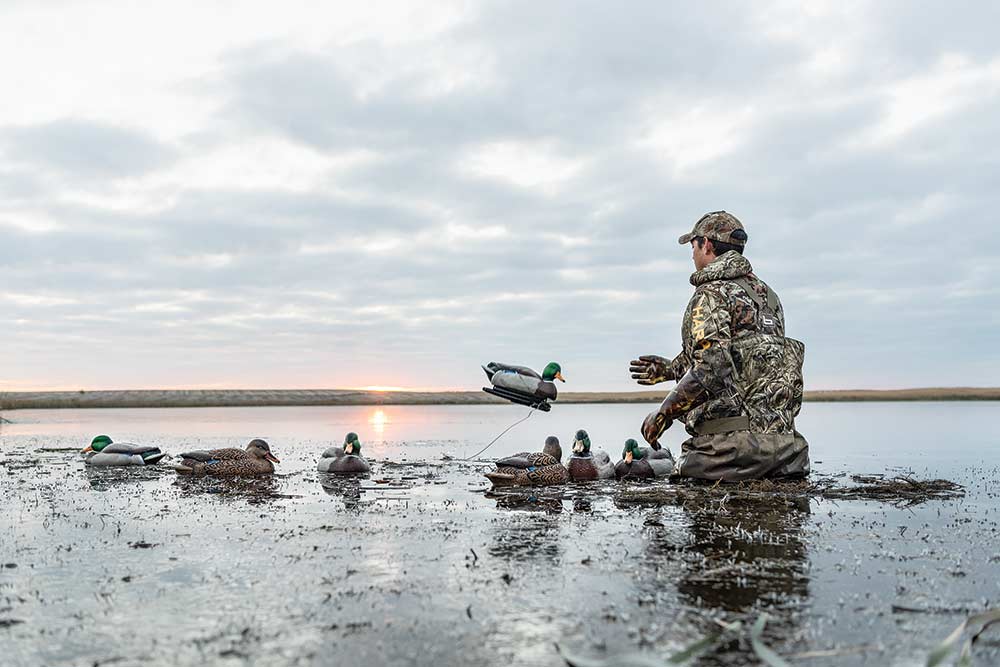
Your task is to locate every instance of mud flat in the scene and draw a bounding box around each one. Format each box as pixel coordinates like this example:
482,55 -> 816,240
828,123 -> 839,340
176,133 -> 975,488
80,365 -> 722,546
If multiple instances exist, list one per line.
2,386 -> 998,411
1,402 -> 998,666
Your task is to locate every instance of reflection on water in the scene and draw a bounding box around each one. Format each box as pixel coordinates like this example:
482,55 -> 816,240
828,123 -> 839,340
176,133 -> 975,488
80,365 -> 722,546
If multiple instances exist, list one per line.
84,465 -> 172,491
486,489 -> 564,515
632,490 -> 812,664
369,408 -> 389,434
318,473 -> 364,510
487,490 -> 565,563
676,496 -> 810,613
172,474 -> 282,505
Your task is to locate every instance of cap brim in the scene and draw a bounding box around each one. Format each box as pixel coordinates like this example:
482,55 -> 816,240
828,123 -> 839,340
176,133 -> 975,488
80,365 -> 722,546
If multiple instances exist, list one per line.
678,232 -> 696,245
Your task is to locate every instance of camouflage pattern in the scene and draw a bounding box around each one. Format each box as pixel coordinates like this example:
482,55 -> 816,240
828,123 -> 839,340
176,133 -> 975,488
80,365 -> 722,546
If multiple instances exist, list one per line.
677,211 -> 747,247
668,250 -> 809,480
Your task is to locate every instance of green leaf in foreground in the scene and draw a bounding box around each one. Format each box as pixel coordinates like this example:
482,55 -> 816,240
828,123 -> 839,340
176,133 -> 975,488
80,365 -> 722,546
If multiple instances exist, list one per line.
926,608 -> 1000,667
557,648 -> 669,667
750,614 -> 792,667
558,622 -> 742,667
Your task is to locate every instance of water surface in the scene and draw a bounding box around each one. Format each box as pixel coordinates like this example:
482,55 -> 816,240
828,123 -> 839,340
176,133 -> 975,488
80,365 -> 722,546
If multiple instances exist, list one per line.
1,402 -> 997,666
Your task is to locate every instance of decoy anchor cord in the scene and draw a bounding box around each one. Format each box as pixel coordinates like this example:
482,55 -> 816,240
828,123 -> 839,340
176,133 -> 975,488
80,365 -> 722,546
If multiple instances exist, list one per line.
464,408 -> 535,461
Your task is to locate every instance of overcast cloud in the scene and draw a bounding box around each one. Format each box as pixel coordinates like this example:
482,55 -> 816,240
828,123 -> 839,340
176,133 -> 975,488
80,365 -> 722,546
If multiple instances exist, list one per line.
1,0 -> 998,391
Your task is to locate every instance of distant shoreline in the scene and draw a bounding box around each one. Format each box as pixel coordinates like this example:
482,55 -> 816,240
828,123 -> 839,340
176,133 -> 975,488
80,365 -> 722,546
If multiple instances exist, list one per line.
1,387 -> 998,411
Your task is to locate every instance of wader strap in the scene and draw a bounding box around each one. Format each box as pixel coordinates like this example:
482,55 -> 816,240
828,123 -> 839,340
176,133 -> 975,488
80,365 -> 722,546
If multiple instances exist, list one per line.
732,276 -> 778,313
694,415 -> 750,435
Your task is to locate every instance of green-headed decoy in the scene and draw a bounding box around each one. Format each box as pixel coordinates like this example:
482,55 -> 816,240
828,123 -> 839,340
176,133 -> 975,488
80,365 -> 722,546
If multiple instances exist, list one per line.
482,361 -> 564,403
317,432 -> 371,474
614,438 -> 675,479
566,429 -> 614,481
81,435 -> 166,466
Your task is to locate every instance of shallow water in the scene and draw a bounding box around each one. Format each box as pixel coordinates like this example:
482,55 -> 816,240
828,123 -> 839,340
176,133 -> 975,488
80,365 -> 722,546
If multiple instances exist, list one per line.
1,402 -> 998,666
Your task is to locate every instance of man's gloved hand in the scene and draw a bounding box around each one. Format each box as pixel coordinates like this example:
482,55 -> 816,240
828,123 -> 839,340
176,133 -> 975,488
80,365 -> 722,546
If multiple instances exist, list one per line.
639,370 -> 709,448
629,355 -> 673,386
641,410 -> 670,449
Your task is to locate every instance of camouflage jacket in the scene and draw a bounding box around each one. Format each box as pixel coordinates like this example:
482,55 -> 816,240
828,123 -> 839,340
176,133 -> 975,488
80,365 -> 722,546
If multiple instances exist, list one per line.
668,251 -> 803,435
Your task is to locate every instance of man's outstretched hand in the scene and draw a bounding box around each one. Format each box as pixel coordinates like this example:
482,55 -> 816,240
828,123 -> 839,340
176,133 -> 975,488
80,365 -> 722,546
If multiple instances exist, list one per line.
629,355 -> 673,386
641,410 -> 670,449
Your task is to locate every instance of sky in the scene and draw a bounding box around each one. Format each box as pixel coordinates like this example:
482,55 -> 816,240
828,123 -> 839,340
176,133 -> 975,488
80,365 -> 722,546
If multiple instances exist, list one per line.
1,0 -> 998,392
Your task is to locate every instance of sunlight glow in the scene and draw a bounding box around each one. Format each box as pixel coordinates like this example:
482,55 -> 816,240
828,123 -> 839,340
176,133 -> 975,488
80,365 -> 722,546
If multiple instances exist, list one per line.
369,408 -> 389,433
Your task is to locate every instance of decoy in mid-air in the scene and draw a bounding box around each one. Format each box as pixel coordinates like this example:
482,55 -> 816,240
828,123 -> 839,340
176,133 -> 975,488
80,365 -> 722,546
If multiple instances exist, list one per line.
481,361 -> 564,411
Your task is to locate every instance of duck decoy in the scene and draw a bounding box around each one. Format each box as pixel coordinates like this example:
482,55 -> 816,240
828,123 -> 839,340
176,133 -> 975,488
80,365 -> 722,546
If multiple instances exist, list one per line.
81,435 -> 166,466
481,361 -> 564,411
485,435 -> 569,487
615,438 -> 675,479
317,432 -> 371,474
173,439 -> 279,476
566,429 -> 614,481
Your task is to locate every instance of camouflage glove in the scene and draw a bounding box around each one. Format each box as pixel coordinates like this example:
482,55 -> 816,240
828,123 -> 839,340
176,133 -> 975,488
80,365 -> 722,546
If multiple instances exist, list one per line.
640,370 -> 708,448
641,411 -> 671,450
629,355 -> 674,386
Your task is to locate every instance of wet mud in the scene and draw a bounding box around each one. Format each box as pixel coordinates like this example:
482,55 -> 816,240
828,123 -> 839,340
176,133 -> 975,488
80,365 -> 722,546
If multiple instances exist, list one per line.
1,407 -> 999,666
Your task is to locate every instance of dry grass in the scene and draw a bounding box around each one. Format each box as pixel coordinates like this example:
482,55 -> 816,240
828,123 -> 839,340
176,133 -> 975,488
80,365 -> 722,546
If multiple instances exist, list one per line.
1,387 -> 997,411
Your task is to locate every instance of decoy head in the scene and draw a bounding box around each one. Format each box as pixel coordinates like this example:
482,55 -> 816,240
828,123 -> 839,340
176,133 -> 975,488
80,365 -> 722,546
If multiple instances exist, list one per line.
82,434 -> 113,454
343,432 -> 361,456
572,429 -> 591,455
542,362 -> 564,383
622,438 -> 642,464
247,438 -> 280,464
542,435 -> 562,462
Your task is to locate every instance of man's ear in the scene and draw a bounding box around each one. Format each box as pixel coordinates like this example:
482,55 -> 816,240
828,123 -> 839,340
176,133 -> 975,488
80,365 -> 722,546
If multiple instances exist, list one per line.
704,238 -> 716,257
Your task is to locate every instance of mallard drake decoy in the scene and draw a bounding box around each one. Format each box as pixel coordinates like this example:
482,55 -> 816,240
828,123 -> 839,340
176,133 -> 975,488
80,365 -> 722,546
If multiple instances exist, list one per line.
566,429 -> 614,481
485,435 -> 569,487
482,361 -> 564,410
81,435 -> 166,466
173,439 -> 279,476
615,438 -> 675,479
317,432 -> 371,474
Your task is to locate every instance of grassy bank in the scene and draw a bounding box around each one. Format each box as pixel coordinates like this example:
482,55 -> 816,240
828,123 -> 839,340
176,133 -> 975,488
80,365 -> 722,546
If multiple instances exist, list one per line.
1,387 -> 998,411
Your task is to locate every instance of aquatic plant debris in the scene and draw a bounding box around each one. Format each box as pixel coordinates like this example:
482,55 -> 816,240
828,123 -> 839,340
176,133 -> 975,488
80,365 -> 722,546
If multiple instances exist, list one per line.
616,474 -> 965,508
750,614 -> 792,667
925,608 -> 1000,667
558,619 -> 764,667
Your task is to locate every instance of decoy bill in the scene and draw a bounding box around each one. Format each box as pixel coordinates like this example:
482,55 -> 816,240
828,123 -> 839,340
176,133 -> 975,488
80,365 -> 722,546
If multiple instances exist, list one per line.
481,361 -> 564,410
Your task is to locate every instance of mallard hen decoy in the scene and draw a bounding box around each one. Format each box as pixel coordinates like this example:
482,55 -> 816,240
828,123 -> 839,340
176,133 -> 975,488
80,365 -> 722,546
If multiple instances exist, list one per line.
485,435 -> 569,487
482,361 -> 564,410
173,439 -> 279,476
566,429 -> 614,481
81,435 -> 166,466
317,432 -> 371,474
614,438 -> 675,479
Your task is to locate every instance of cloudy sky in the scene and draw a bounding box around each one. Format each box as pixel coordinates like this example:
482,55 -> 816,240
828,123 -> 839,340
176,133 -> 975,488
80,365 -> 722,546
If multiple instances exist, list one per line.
1,1 -> 998,392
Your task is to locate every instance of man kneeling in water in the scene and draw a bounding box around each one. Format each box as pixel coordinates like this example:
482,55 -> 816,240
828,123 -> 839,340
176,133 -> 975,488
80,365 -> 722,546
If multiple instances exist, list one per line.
629,211 -> 809,481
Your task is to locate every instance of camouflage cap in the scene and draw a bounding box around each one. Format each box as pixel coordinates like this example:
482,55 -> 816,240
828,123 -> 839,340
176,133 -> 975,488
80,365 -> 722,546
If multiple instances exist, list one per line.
678,211 -> 747,247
